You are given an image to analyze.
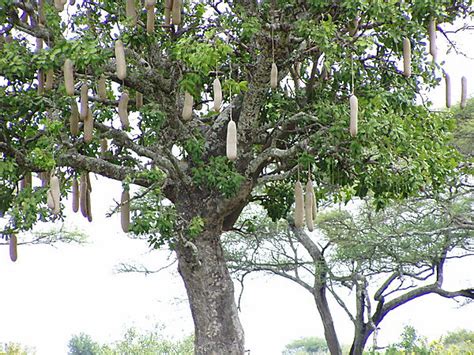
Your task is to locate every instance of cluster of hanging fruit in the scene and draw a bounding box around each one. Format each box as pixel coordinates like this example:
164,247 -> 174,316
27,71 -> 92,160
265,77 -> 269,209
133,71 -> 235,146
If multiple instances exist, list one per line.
290,15 -> 470,231
293,176 -> 317,232
349,17 -> 468,142
6,2 -> 471,259
47,1 -> 159,233
402,18 -> 467,109
6,1 -> 152,260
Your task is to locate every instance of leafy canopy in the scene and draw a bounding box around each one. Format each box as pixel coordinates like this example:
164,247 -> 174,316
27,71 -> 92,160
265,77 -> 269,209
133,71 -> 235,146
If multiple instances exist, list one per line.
0,0 -> 470,245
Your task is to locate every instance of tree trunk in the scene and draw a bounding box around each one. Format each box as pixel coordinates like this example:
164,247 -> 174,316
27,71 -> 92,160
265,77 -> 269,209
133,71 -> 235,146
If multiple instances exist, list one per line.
293,227 -> 342,355
349,327 -> 372,355
313,287 -> 342,355
176,227 -> 245,355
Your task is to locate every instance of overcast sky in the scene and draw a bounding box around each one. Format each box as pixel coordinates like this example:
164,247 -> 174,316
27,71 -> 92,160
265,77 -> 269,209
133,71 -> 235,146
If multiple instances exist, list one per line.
1,8 -> 473,355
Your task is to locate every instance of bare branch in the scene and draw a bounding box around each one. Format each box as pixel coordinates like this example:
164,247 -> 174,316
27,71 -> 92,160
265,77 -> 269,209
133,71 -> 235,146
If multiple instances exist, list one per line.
115,256 -> 177,275
0,228 -> 87,247
327,280 -> 356,324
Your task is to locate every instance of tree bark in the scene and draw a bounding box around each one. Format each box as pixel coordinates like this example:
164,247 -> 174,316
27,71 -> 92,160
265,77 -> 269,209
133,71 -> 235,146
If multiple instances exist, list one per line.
350,323 -> 378,355
350,281 -> 372,355
349,329 -> 371,355
313,287 -> 342,355
176,227 -> 245,355
292,227 -> 342,355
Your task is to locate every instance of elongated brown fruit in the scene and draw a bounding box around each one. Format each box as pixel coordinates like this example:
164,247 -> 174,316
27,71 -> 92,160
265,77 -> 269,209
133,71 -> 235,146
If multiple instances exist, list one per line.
182,91 -> 193,121
100,138 -> 108,157
445,73 -> 452,108
115,40 -> 127,80
294,181 -> 304,228
305,180 -> 314,232
37,70 -> 44,95
80,173 -> 88,218
72,177 -> 79,213
64,59 -> 74,96
98,75 -> 107,100
461,76 -> 467,109
226,120 -> 237,161
172,0 -> 181,26
86,189 -> 92,222
9,235 -> 18,262
84,108 -> 94,143
50,175 -> 60,214
312,187 -> 317,221
119,91 -> 130,129
164,0 -> 173,26
54,0 -> 64,11
146,7 -> 155,34
135,92 -> 143,109
47,188 -> 55,209
86,172 -> 92,192
35,37 -> 43,52
69,101 -> 79,136
80,83 -> 89,120
213,78 -> 222,112
402,37 -> 411,78
429,18 -> 437,61
126,0 -> 137,26
45,69 -> 54,90
50,175 -> 60,215
121,190 -> 130,233
350,94 -> 358,137
270,62 -> 278,89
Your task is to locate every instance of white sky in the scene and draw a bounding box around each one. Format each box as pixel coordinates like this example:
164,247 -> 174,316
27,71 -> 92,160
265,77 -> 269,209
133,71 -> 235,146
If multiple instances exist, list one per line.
1,9 -> 473,355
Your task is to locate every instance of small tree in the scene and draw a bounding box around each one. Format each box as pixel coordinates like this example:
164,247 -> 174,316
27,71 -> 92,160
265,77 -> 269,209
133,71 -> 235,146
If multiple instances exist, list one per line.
67,327 -> 193,355
443,329 -> 474,353
110,327 -> 193,355
0,342 -> 34,355
68,333 -> 101,355
383,327 -> 474,354
392,326 -> 429,355
283,336 -> 328,355
226,184 -> 474,354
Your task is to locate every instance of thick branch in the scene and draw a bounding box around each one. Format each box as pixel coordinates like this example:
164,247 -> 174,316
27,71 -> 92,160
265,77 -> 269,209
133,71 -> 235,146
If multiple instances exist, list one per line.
57,151 -> 151,187
374,272 -> 398,301
373,281 -> 474,328
245,140 -> 307,178
93,122 -> 179,179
